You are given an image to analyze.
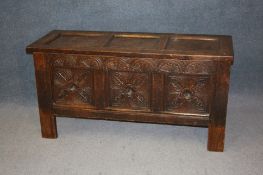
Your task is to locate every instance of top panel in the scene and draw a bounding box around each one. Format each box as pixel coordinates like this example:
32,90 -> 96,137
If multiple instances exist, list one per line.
26,30 -> 233,59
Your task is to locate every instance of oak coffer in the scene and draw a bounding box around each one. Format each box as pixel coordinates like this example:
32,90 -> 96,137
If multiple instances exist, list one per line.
26,30 -> 234,152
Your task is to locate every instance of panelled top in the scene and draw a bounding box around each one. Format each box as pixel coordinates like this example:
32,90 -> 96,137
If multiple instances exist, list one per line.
26,30 -> 234,62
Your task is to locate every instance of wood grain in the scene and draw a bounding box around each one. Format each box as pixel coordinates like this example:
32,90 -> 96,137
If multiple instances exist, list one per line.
27,30 -> 234,152
26,30 -> 234,60
33,52 -> 57,138
208,61 -> 231,151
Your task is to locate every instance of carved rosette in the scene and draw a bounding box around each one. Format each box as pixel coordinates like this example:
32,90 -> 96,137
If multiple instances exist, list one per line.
53,68 -> 93,105
166,76 -> 210,113
110,71 -> 150,110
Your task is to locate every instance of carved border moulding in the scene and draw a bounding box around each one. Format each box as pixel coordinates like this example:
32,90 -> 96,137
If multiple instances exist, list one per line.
166,75 -> 211,114
104,57 -> 155,72
104,56 -> 215,74
50,53 -> 216,74
53,68 -> 94,106
156,59 -> 215,74
109,71 -> 150,110
52,54 -> 103,69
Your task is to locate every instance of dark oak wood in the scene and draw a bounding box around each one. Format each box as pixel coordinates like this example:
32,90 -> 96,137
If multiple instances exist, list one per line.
33,52 -> 57,138
53,104 -> 209,127
152,73 -> 164,112
26,30 -> 234,151
208,61 -> 231,151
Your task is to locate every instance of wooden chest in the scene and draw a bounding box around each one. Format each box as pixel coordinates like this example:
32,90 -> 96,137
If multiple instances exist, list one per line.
26,30 -> 234,152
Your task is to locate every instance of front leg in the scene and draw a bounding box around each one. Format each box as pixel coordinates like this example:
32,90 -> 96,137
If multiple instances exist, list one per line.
33,52 -> 57,138
207,61 -> 231,152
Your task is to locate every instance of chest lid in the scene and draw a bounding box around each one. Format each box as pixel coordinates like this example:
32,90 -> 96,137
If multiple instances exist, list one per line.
26,30 -> 233,62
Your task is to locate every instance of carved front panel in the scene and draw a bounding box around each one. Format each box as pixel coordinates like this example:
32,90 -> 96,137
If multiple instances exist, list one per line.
53,68 -> 94,106
49,53 -> 216,114
109,71 -> 150,110
165,75 -> 212,114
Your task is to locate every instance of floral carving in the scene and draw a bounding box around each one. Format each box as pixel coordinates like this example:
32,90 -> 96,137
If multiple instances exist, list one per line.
51,54 -> 215,74
156,59 -> 214,74
157,60 -> 183,73
53,68 -> 93,105
110,71 -> 149,110
52,54 -> 102,69
185,62 -> 211,74
167,76 -> 210,113
50,53 -> 215,113
104,57 -> 154,72
78,56 -> 102,69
